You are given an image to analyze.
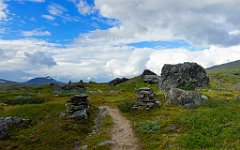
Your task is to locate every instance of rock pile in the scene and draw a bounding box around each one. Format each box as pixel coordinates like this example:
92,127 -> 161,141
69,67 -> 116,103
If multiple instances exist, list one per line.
108,78 -> 129,86
0,117 -> 31,139
166,88 -> 208,109
132,88 -> 160,110
159,62 -> 209,91
141,69 -> 159,84
65,95 -> 91,120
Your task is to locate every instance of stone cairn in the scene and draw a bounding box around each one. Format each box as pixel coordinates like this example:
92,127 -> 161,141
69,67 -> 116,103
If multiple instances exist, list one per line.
132,87 -> 160,110
65,95 -> 91,120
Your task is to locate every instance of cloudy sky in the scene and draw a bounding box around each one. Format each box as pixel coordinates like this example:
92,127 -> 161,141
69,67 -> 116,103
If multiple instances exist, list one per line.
0,0 -> 240,82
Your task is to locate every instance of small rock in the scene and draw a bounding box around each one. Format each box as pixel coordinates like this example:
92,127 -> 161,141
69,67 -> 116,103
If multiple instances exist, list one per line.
0,117 -> 31,139
97,140 -> 116,146
78,145 -> 88,150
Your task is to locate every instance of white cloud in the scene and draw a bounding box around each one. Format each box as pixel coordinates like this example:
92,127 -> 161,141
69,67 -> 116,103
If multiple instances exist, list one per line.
90,0 -> 240,47
25,51 -> 56,67
41,15 -> 55,21
22,29 -> 51,37
1,0 -> 240,82
76,0 -> 95,15
0,0 -> 7,21
45,3 -> 80,22
30,0 -> 45,2
146,46 -> 240,75
47,3 -> 67,16
0,38 -> 239,82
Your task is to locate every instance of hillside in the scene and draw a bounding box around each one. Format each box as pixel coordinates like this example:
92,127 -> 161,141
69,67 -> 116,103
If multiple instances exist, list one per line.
0,79 -> 18,86
207,60 -> 240,73
24,76 -> 63,86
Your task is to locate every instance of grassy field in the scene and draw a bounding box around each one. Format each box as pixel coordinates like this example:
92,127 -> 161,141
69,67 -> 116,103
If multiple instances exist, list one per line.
0,70 -> 240,149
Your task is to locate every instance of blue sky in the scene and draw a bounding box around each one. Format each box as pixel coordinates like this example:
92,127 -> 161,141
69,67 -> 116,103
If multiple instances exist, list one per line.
1,0 -> 113,43
0,0 -> 240,82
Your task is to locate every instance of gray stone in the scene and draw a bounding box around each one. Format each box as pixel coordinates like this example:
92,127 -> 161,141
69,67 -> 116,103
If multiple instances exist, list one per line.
166,88 -> 207,109
143,75 -> 159,84
141,69 -> 157,77
108,78 -> 128,86
132,87 -> 160,110
97,140 -> 116,146
65,95 -> 91,121
159,62 -> 210,91
0,117 -> 31,139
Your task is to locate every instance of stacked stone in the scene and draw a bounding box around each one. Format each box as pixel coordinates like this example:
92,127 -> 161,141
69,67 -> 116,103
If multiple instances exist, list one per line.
132,88 -> 160,110
66,95 -> 91,120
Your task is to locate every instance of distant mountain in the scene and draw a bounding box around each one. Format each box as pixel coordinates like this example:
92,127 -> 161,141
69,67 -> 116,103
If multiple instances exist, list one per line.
207,60 -> 240,72
24,76 -> 63,86
0,79 -> 18,86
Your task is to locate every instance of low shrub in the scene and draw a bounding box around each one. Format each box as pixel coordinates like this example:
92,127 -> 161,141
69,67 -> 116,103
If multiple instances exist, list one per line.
117,102 -> 134,112
1,96 -> 45,105
135,120 -> 161,134
178,85 -> 195,91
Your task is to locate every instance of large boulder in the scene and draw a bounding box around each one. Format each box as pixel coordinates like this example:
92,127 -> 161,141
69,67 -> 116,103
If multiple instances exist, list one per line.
166,88 -> 208,109
0,117 -> 31,139
132,87 -> 160,110
65,95 -> 91,120
159,62 -> 209,91
108,78 -> 128,86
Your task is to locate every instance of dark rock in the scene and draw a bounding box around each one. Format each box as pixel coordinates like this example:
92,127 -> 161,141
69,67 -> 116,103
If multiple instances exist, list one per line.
132,88 -> 160,110
166,88 -> 208,109
141,69 -> 157,78
65,95 -> 91,120
143,75 -> 159,84
159,62 -> 210,91
0,117 -> 31,139
108,78 -> 128,86
54,83 -> 86,93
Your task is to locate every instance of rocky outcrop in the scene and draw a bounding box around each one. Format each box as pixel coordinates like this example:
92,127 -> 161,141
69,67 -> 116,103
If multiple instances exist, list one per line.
166,88 -> 208,109
159,62 -> 209,91
141,69 -> 159,84
143,75 -> 159,84
0,117 -> 31,139
108,78 -> 128,86
65,95 -> 91,120
54,83 -> 86,93
132,88 -> 160,110
141,69 -> 157,77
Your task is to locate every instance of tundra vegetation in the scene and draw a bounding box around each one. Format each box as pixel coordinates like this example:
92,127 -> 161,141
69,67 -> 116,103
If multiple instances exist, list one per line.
0,68 -> 240,149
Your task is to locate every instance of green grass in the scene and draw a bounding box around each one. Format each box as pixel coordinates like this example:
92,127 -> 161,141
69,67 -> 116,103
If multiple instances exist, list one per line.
177,100 -> 240,149
0,95 -> 45,105
118,102 -> 134,112
135,120 -> 161,134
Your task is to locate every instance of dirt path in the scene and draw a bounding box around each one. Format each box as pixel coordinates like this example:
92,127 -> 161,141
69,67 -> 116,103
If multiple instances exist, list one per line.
106,106 -> 141,150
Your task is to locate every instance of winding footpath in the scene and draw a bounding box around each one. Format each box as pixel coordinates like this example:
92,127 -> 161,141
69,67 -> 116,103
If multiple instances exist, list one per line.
106,106 -> 141,150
